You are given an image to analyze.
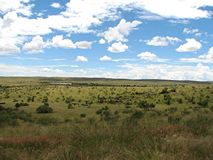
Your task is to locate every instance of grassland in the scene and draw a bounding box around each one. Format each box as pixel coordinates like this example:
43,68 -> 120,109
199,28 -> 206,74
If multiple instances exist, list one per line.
0,77 -> 213,160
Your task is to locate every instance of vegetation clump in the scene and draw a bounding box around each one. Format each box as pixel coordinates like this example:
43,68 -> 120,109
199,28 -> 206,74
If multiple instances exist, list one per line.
36,103 -> 53,113
138,100 -> 155,109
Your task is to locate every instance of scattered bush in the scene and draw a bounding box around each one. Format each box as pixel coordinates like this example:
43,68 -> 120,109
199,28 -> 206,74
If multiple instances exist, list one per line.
0,106 -> 33,126
14,102 -> 29,109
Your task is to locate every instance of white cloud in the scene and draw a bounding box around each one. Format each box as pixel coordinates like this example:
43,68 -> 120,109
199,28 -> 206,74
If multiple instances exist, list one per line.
99,38 -> 106,44
109,63 -> 213,81
183,28 -> 202,36
137,51 -> 168,62
51,35 -> 92,49
146,36 -> 180,46
176,38 -> 202,52
23,36 -> 46,53
0,0 -> 32,16
108,42 -> 128,53
1,62 -> 213,81
1,0 -> 213,56
51,35 -> 76,49
75,41 -> 92,49
0,64 -> 69,77
0,37 -> 21,55
180,47 -> 213,63
62,0 -> 213,23
75,56 -> 88,62
22,35 -> 93,52
101,19 -> 141,43
100,55 -> 112,61
137,52 -> 157,61
199,47 -> 213,59
50,2 -> 61,9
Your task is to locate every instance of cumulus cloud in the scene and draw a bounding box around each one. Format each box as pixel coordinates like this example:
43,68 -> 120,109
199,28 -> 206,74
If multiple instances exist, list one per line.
23,36 -> 46,53
180,47 -> 213,63
0,37 -> 22,55
100,55 -> 112,61
137,52 -> 157,61
22,35 -> 93,52
1,0 -> 213,55
101,19 -> 141,43
75,56 -> 88,62
62,0 -> 213,23
99,38 -> 106,44
108,42 -> 128,53
75,41 -> 92,49
146,36 -> 180,46
0,0 -> 32,16
137,51 -> 168,62
51,35 -> 76,49
50,2 -> 61,9
176,38 -> 202,52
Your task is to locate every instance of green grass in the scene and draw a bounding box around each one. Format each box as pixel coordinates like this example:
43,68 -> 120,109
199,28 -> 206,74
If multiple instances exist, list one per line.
0,77 -> 213,159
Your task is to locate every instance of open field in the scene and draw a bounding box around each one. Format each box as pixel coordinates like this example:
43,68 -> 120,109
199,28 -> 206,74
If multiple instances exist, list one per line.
0,77 -> 213,160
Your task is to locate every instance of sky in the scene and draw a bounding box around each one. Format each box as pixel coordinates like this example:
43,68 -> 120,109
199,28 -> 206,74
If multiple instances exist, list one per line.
0,0 -> 213,81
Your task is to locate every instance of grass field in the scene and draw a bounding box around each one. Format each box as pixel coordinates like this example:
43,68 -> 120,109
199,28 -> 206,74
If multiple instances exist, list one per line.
0,77 -> 213,160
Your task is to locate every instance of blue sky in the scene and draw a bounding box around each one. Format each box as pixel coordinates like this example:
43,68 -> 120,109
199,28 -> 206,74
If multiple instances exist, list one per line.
0,0 -> 213,80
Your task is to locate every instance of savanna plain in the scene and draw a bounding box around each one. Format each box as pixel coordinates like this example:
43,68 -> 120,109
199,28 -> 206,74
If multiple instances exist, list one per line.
0,77 -> 213,160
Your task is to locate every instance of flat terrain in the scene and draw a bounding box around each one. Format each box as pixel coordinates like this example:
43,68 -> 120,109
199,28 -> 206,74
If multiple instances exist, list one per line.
0,77 -> 213,160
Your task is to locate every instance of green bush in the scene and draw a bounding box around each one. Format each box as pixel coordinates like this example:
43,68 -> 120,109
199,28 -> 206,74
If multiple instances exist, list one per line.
80,113 -> 86,118
138,100 -> 155,109
36,104 -> 53,113
197,99 -> 208,108
0,106 -> 33,126
14,102 -> 29,109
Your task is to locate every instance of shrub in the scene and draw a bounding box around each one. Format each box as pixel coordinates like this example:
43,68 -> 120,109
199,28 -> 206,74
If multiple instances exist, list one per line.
0,106 -> 33,126
36,104 -> 53,113
96,106 -> 118,122
138,100 -> 155,109
197,99 -> 208,108
164,94 -> 172,105
80,113 -> 86,118
14,102 -> 29,109
160,88 -> 169,94
176,98 -> 183,104
68,103 -> 74,109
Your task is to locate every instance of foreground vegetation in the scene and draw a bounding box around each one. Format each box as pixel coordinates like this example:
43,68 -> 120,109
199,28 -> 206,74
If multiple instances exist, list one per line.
0,77 -> 213,160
